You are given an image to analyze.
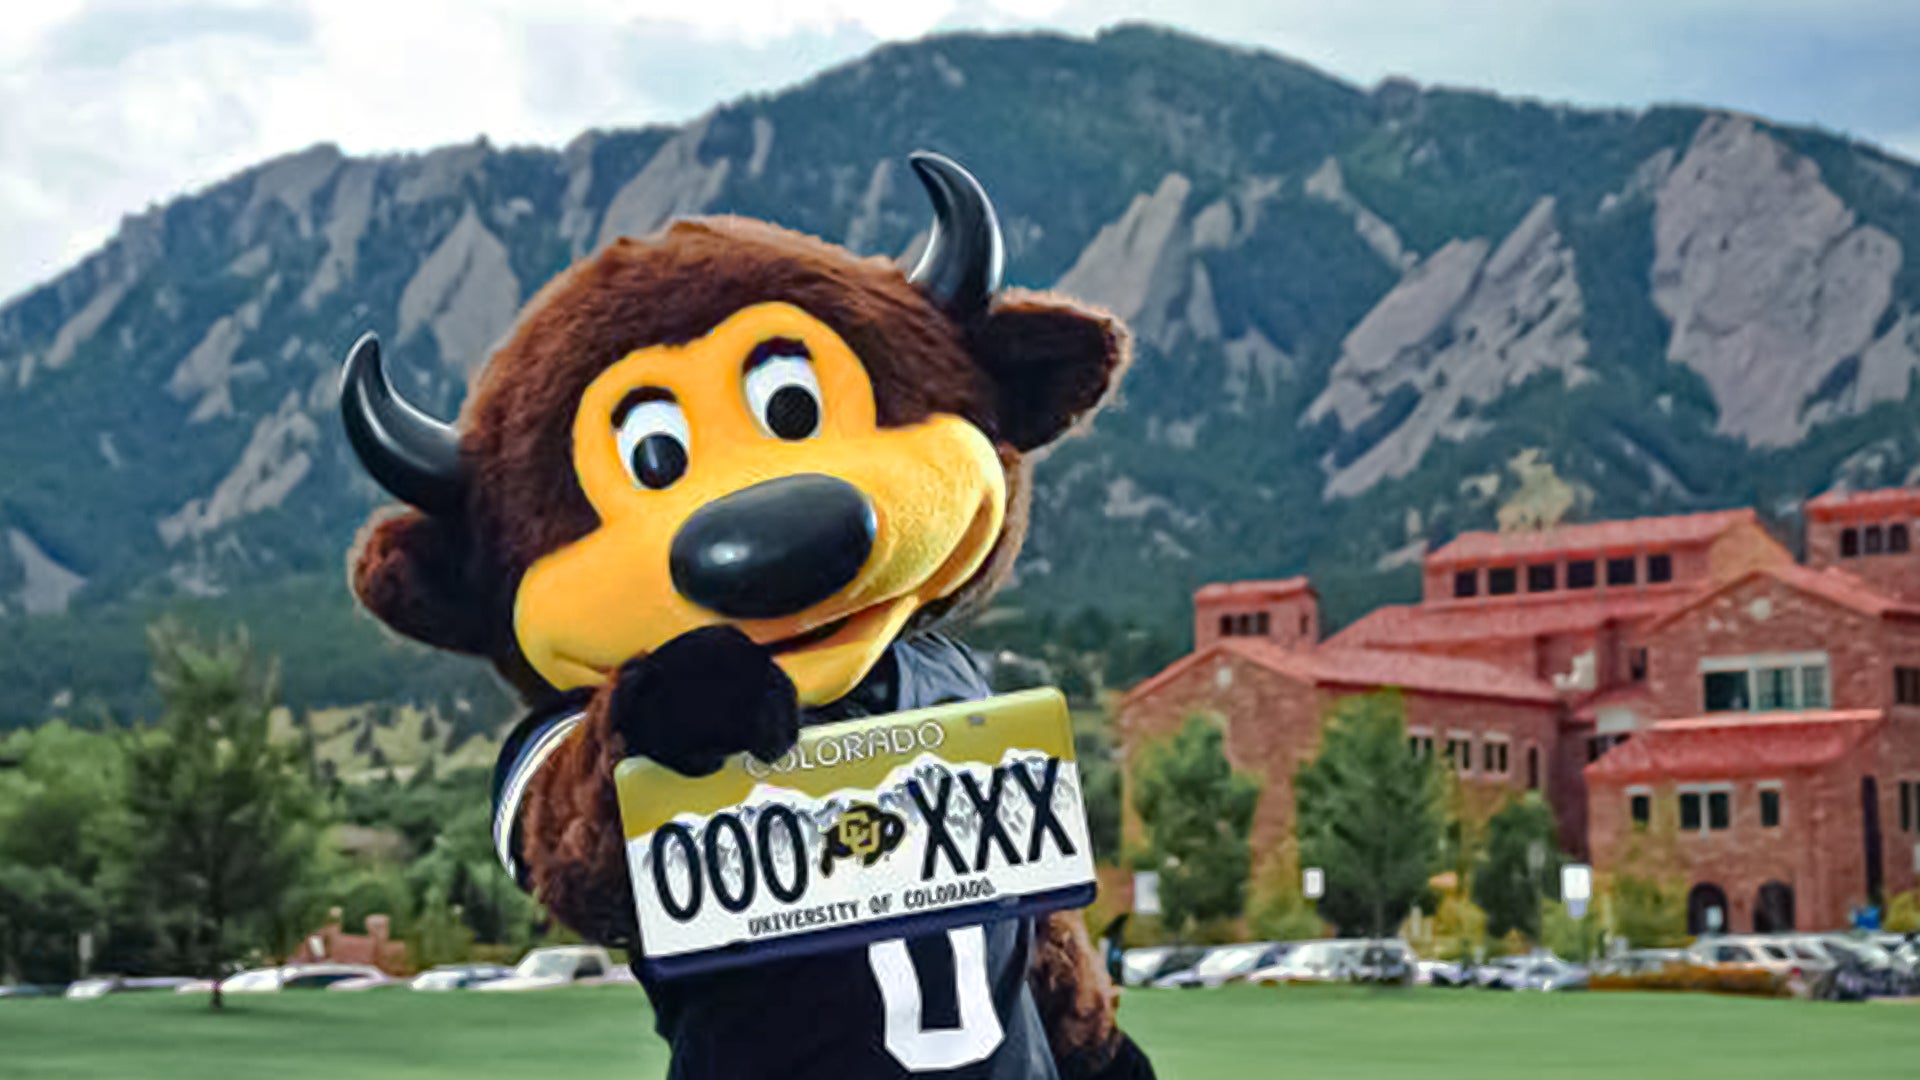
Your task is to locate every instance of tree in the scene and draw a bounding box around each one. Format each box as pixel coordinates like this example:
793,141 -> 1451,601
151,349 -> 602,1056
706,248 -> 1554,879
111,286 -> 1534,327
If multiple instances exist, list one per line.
122,620 -> 325,1009
0,723 -> 128,981
1295,692 -> 1444,937
1473,793 -> 1562,943
1132,716 -> 1260,938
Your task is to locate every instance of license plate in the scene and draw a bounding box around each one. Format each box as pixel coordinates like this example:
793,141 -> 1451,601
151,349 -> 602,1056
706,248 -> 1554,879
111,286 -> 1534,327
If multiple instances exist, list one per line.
615,688 -> 1097,979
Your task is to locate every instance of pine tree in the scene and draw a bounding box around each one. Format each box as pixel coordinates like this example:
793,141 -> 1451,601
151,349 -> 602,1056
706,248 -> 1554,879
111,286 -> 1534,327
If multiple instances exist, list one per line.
1295,692 -> 1444,937
1473,793 -> 1563,943
122,620 -> 325,1010
1132,716 -> 1260,938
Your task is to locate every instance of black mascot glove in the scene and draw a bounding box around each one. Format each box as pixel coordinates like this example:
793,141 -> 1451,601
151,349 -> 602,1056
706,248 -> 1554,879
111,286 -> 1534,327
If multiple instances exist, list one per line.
609,624 -> 802,777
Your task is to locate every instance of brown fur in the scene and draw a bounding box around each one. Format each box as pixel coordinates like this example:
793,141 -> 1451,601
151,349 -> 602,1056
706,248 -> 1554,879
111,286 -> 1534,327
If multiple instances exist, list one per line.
1030,910 -> 1127,1071
348,211 -> 1132,1061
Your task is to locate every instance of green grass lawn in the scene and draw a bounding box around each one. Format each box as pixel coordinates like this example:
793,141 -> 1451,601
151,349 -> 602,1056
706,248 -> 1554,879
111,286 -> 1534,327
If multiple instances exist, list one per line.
1,984 -> 1916,1078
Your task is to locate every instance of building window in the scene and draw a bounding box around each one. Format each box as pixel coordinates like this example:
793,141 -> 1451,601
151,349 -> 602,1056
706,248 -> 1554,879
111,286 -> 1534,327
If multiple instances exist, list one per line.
1802,665 -> 1829,709
1842,527 -> 1860,557
1254,612 -> 1271,636
1487,567 -> 1517,596
1300,614 -> 1311,636
1704,671 -> 1750,712
1629,647 -> 1649,682
1902,781 -> 1914,833
1760,787 -> 1781,829
1446,735 -> 1474,775
1566,560 -> 1596,589
1527,563 -> 1556,592
1892,524 -> 1911,553
1866,525 -> 1885,554
1527,746 -> 1541,790
1756,667 -> 1794,710
1679,791 -> 1702,831
1703,658 -> 1828,713
1647,553 -> 1673,583
1897,667 -> 1920,706
1408,732 -> 1434,760
1219,615 -> 1233,637
1606,556 -> 1637,586
1708,790 -> 1731,830
1454,570 -> 1478,598
1630,793 -> 1651,828
1483,740 -> 1510,777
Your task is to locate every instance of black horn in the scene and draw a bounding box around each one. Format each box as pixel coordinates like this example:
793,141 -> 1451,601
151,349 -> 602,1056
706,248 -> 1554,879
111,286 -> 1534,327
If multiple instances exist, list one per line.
906,151 -> 1003,319
339,333 -> 465,515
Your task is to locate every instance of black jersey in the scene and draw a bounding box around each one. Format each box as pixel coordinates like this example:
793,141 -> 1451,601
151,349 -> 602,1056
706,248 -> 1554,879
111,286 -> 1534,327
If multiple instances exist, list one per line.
493,634 -> 1059,1080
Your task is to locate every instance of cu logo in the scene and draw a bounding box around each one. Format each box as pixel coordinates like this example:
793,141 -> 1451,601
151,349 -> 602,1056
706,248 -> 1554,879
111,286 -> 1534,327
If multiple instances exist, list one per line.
820,802 -> 906,877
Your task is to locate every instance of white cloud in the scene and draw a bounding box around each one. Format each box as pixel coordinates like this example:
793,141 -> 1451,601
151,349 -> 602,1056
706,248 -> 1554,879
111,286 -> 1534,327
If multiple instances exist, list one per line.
3,0 -> 1919,304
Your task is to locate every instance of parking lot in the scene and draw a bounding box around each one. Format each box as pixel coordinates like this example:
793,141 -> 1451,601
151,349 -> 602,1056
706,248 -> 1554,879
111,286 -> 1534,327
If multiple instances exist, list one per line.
5,976 -> 1920,1079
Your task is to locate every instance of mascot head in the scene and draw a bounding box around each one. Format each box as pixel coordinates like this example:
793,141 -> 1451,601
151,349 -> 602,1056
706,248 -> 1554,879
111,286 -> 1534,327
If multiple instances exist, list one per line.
346,153 -> 1128,706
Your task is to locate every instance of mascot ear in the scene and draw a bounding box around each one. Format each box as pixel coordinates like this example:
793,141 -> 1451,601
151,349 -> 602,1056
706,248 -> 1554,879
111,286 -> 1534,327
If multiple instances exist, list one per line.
968,292 -> 1130,452
350,510 -> 491,656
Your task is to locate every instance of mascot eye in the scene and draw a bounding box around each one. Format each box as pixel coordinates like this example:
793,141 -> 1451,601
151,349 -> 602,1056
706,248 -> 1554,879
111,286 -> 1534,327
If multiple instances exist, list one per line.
744,354 -> 822,441
614,397 -> 691,490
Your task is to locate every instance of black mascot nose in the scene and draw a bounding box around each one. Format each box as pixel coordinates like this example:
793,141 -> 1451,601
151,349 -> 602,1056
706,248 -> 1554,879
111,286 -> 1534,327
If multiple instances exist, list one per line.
670,474 -> 877,619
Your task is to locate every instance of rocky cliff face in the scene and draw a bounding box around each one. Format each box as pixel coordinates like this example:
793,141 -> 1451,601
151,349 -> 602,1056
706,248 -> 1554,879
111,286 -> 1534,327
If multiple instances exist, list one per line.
4,25 -> 1920,722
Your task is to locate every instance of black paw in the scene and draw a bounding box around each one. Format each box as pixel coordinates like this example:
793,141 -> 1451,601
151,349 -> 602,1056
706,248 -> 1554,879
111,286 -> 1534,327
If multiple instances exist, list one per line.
609,625 -> 800,777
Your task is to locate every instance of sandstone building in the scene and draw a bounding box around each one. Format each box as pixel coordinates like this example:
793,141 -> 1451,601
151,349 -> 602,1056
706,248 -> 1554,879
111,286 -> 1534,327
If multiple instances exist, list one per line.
1118,488 -> 1920,933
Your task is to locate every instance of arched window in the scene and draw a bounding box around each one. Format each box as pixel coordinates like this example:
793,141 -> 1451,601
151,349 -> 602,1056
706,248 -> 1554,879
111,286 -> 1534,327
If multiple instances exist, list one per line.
1686,882 -> 1729,936
1753,882 -> 1795,933
1526,746 -> 1541,790
1866,525 -> 1885,554
1842,528 -> 1860,557
1219,615 -> 1233,637
1891,524 -> 1910,553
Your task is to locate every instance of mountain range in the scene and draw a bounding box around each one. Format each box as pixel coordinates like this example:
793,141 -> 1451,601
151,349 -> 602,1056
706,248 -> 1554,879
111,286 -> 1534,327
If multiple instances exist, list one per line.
4,23 -> 1920,729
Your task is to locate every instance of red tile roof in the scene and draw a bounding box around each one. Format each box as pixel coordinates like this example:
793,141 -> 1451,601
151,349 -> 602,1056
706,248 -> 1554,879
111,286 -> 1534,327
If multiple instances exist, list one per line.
1804,486 -> 1920,519
1584,710 -> 1884,783
1330,590 -> 1683,650
1427,509 -> 1756,564
1643,562 -> 1920,633
1123,638 -> 1559,708
1194,577 -> 1314,601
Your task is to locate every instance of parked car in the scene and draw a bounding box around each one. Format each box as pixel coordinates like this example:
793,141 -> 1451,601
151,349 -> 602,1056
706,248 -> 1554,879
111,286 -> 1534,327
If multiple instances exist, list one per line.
64,975 -> 194,999
1153,942 -> 1290,989
1502,957 -> 1588,992
1119,947 -> 1172,988
476,946 -> 619,992
1807,935 -> 1919,997
1415,958 -> 1472,987
213,963 -> 389,994
1472,955 -> 1532,988
410,963 -> 514,991
1122,946 -> 1207,988
1249,940 -> 1357,985
1348,939 -> 1415,986
327,971 -> 402,992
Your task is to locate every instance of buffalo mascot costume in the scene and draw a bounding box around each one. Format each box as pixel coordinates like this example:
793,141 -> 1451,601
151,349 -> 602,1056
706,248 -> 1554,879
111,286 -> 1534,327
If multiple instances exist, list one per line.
340,152 -> 1155,1079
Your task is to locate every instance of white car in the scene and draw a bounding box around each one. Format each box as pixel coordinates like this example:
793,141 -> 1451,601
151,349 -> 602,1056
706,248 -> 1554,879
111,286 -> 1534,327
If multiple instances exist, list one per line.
1153,943 -> 1289,989
476,946 -> 620,991
1248,940 -> 1357,985
410,963 -> 514,991
64,975 -> 192,999
215,963 -> 388,993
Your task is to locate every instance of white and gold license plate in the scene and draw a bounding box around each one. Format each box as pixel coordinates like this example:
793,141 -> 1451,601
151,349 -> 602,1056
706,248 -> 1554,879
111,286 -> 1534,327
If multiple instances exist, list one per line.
616,688 -> 1097,979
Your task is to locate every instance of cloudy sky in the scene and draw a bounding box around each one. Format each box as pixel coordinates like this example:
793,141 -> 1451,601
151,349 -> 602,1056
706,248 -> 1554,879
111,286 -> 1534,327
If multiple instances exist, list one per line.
4,0 -> 1919,303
